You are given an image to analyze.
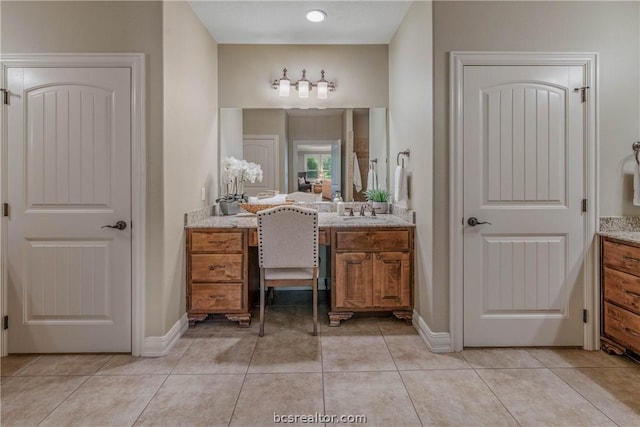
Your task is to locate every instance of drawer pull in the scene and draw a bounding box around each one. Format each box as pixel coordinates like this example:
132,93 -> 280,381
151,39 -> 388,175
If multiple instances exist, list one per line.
624,289 -> 640,299
208,265 -> 226,270
623,326 -> 640,337
623,255 -> 640,263
208,294 -> 225,299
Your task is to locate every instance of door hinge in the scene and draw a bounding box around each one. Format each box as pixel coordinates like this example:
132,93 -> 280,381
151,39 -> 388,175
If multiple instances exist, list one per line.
583,309 -> 588,324
2,203 -> 8,217
3,315 -> 7,330
581,199 -> 587,213
574,86 -> 590,103
0,88 -> 8,105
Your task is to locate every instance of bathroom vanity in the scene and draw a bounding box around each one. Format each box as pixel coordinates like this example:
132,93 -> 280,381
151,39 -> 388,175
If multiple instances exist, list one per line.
185,212 -> 415,328
600,234 -> 640,356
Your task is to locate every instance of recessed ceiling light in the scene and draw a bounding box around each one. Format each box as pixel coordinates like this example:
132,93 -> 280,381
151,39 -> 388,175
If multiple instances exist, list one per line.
306,10 -> 326,23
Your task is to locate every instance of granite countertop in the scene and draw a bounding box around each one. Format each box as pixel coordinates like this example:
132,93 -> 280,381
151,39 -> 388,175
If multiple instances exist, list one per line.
598,216 -> 640,245
187,212 -> 415,229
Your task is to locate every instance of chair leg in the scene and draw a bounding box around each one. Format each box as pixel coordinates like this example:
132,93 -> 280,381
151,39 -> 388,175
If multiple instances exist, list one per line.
259,269 -> 265,337
312,267 -> 318,336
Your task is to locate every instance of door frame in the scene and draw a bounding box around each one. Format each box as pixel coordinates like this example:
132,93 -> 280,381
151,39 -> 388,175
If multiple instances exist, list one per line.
449,52 -> 599,352
0,54 -> 146,356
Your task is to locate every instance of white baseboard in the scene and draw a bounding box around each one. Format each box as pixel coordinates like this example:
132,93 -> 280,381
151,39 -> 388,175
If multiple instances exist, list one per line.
413,310 -> 453,353
141,313 -> 188,357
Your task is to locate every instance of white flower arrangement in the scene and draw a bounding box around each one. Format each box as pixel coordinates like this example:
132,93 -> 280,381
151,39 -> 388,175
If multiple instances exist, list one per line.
217,156 -> 263,202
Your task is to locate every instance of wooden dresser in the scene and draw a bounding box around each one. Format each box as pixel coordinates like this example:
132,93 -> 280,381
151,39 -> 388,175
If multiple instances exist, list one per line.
186,215 -> 415,328
329,227 -> 414,326
601,236 -> 640,356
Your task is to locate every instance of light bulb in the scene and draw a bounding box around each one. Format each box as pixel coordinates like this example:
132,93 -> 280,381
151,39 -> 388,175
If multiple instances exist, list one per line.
298,80 -> 309,98
317,81 -> 328,99
306,10 -> 326,23
278,79 -> 290,96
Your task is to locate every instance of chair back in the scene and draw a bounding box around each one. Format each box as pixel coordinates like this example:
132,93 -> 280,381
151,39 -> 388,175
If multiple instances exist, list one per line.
257,205 -> 318,269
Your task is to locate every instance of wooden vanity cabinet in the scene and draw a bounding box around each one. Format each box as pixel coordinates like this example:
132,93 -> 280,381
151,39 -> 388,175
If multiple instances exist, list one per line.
186,229 -> 254,327
601,237 -> 640,356
330,228 -> 414,326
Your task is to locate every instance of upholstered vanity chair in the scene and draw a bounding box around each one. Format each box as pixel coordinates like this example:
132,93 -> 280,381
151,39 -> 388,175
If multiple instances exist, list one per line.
297,172 -> 312,192
257,205 -> 319,336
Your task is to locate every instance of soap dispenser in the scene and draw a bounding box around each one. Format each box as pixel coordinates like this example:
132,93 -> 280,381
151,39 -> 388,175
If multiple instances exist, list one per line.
334,192 -> 345,216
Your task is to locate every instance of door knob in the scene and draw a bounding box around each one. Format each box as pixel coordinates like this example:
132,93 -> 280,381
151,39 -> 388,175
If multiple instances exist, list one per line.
101,221 -> 127,230
467,217 -> 492,227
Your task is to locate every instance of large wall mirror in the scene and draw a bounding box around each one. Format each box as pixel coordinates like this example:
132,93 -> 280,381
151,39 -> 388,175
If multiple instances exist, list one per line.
220,108 -> 388,202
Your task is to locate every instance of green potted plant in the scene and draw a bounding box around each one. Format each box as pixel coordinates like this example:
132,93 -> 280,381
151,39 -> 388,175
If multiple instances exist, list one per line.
364,189 -> 391,214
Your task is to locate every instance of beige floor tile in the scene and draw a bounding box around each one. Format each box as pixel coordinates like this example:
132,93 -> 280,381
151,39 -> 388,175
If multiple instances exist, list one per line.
401,370 -> 519,426
0,376 -> 88,427
0,355 -> 40,376
249,334 -> 322,373
192,316 -> 259,336
553,367 -> 640,427
477,368 -> 615,426
173,335 -> 257,374
40,375 -> 166,427
135,374 -> 244,426
230,373 -> 324,427
320,315 -> 383,333
16,354 -> 112,376
609,354 -> 640,367
322,333 -> 396,372
96,338 -> 193,375
462,348 -> 544,369
378,317 -> 418,334
324,371 -> 421,427
385,335 -> 471,370
1,376 -> 13,384
528,348 -> 621,368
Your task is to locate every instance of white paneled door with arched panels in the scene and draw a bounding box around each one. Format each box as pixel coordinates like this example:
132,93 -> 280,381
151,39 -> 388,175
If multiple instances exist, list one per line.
7,68 -> 131,353
463,65 -> 586,346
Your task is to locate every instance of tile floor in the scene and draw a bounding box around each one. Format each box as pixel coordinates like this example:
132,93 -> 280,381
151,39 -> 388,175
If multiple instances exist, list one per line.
1,290 -> 639,427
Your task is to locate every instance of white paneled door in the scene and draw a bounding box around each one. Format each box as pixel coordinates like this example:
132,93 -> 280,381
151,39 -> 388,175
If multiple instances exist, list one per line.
463,65 -> 585,346
243,135 -> 278,195
7,68 -> 131,352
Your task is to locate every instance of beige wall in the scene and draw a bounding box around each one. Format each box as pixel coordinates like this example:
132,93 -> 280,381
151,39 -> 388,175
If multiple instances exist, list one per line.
218,45 -> 389,108
162,1 -> 218,334
432,1 -> 640,332
1,1 -> 167,336
389,2 -> 435,328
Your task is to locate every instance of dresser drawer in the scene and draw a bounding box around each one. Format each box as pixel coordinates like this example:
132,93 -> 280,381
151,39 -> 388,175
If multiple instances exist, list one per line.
603,302 -> 640,354
603,267 -> 640,315
190,231 -> 243,253
191,254 -> 243,282
190,283 -> 243,311
602,239 -> 640,277
334,230 -> 410,252
249,228 -> 329,247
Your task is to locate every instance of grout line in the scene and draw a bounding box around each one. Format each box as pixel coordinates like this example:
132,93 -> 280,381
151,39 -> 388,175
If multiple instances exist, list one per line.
380,332 -> 424,427
131,374 -> 171,425
471,366 -> 522,427
546,367 -> 619,426
35,375 -> 93,426
226,329 -> 259,427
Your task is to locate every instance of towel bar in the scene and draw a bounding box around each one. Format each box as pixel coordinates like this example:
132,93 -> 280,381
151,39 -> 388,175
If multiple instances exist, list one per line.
396,149 -> 410,166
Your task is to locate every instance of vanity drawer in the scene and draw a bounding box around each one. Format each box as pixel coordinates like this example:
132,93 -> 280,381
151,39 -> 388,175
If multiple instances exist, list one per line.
603,302 -> 640,354
191,254 -> 243,282
190,231 -> 243,253
602,239 -> 640,277
249,228 -> 329,247
190,283 -> 243,311
603,267 -> 640,315
334,230 -> 410,252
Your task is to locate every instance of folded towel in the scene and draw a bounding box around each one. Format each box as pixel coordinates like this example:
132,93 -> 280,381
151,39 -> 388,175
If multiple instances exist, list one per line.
353,152 -> 362,193
635,164 -> 640,206
394,165 -> 407,202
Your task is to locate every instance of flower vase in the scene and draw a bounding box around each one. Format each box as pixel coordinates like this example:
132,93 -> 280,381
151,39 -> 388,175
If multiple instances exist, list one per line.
219,200 -> 240,216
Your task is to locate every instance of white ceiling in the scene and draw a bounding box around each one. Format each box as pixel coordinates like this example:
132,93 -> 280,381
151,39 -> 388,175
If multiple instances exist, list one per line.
189,1 -> 412,44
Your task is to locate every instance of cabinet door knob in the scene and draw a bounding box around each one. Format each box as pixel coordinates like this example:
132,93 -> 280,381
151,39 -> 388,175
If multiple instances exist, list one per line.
365,254 -> 371,260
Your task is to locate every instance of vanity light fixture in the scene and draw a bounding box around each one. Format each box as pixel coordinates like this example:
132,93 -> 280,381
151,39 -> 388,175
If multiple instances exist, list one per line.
306,10 -> 326,23
271,68 -> 336,99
